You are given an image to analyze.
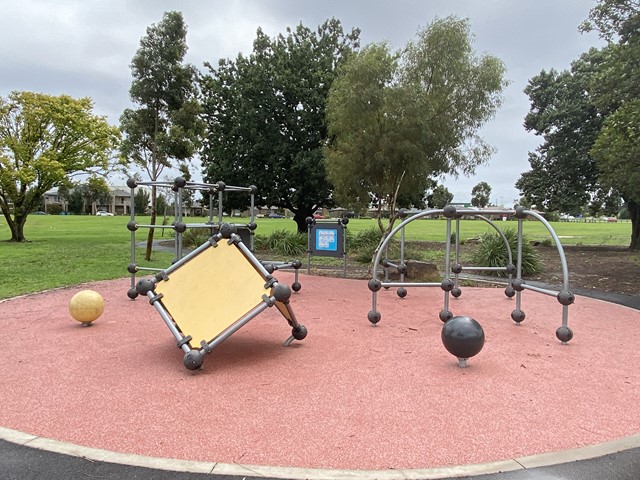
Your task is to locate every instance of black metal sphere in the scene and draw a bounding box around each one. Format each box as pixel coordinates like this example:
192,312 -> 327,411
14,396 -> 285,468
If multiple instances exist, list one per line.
368,310 -> 381,324
440,279 -> 454,292
515,206 -> 526,218
451,263 -> 462,274
556,326 -> 574,343
174,176 -> 187,189
127,288 -> 139,300
249,185 -> 258,194
506,263 -> 517,275
127,263 -> 138,274
126,178 -> 138,188
291,281 -> 302,292
504,285 -> 516,298
305,216 -> 314,225
381,259 -> 391,268
291,259 -> 302,269
397,263 -> 407,275
220,223 -> 237,238
451,287 -> 462,298
292,325 -> 308,340
397,287 -> 408,298
136,278 -> 155,295
248,222 -> 257,231
183,350 -> 205,370
398,208 -> 408,219
557,290 -> 575,306
439,309 -> 453,322
173,222 -> 187,233
443,205 -> 457,218
512,279 -> 525,291
441,315 -> 485,360
264,264 -> 275,274
368,278 -> 382,292
273,284 -> 292,303
126,220 -> 138,232
216,181 -> 226,191
341,217 -> 349,225
511,309 -> 526,323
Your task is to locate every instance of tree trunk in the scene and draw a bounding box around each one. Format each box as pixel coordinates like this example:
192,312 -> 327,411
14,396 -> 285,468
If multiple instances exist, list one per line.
7,214 -> 28,242
628,199 -> 639,251
293,206 -> 315,233
145,185 -> 157,261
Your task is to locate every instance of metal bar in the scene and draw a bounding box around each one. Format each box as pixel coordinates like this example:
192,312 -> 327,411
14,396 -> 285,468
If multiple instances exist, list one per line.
381,282 -> 442,288
146,292 -> 192,354
521,284 -> 560,297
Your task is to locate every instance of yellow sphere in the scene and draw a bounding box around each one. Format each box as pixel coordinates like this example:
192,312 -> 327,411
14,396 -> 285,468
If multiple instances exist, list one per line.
69,290 -> 105,324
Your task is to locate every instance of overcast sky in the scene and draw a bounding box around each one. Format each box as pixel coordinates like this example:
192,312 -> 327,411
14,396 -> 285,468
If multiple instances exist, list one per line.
0,0 -> 604,207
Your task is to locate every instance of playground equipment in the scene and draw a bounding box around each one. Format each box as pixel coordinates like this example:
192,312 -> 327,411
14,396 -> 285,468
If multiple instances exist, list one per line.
441,315 -> 485,367
368,206 -> 575,344
126,176 -> 303,298
135,224 -> 307,370
69,290 -> 104,325
305,216 -> 349,277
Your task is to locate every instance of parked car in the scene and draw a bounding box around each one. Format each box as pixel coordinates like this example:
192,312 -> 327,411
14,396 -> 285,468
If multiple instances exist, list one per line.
313,213 -> 326,219
33,211 -> 47,215
268,213 -> 285,219
96,211 -> 114,216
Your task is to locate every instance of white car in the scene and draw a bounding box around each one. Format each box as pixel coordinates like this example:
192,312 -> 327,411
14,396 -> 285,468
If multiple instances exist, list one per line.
96,211 -> 114,216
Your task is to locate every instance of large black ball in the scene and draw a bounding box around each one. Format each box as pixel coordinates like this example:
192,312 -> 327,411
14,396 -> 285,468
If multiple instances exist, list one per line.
441,316 -> 485,360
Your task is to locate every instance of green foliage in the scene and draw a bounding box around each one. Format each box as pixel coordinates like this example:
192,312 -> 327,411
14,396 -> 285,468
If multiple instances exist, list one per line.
134,188 -> 150,215
255,229 -> 307,257
0,91 -> 120,241
326,16 -> 507,237
120,11 -> 203,260
471,181 -> 492,208
427,184 -> 454,209
200,19 -> 360,232
471,228 -> 541,277
181,227 -> 211,249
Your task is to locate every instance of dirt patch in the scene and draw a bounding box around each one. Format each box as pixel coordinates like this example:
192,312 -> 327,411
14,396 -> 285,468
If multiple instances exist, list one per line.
529,244 -> 640,296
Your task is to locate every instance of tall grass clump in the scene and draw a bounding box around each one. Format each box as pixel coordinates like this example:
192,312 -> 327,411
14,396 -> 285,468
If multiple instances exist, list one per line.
255,229 -> 307,256
470,228 -> 541,276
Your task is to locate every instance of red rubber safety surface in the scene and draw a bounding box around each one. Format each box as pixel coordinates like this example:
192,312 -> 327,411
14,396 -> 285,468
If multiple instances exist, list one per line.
1,273 -> 639,471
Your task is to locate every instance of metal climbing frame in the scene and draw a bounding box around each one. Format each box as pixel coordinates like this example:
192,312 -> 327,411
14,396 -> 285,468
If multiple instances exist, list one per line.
125,176 -> 258,300
367,206 -> 575,344
135,225 -> 307,370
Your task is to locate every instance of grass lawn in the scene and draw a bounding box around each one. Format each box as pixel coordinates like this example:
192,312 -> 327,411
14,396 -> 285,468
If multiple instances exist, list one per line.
0,213 -> 633,299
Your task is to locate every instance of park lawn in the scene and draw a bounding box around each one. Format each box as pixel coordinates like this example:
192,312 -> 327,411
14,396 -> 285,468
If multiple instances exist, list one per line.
0,214 -> 633,299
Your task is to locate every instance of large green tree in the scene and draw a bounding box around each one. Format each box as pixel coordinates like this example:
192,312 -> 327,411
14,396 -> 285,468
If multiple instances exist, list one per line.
200,19 -> 360,232
325,17 -> 507,236
516,49 -> 608,215
471,181 -> 492,208
120,11 -> 202,260
583,0 -> 640,250
0,92 -> 119,241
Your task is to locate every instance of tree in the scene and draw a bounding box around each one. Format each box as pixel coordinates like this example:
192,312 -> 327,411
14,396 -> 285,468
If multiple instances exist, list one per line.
120,11 -> 202,260
200,19 -> 360,232
582,0 -> 640,249
591,100 -> 640,248
471,181 -> 492,208
325,17 -> 507,237
0,92 -> 119,241
134,187 -> 150,215
516,49 -> 607,215
427,184 -> 454,209
83,176 -> 112,213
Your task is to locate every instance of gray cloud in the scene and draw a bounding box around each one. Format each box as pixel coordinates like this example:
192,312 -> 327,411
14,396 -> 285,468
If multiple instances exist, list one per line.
0,0 -> 604,206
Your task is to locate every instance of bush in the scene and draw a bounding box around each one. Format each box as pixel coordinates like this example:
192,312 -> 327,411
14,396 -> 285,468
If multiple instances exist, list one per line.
263,229 -> 307,256
181,228 -> 212,249
470,228 -> 541,277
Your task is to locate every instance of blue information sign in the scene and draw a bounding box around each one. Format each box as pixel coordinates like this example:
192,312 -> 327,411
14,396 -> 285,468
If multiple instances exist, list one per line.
316,228 -> 338,252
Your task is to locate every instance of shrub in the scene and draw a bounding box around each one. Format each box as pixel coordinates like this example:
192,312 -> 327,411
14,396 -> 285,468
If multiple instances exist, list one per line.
265,229 -> 307,256
470,227 -> 541,277
181,228 -> 212,249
